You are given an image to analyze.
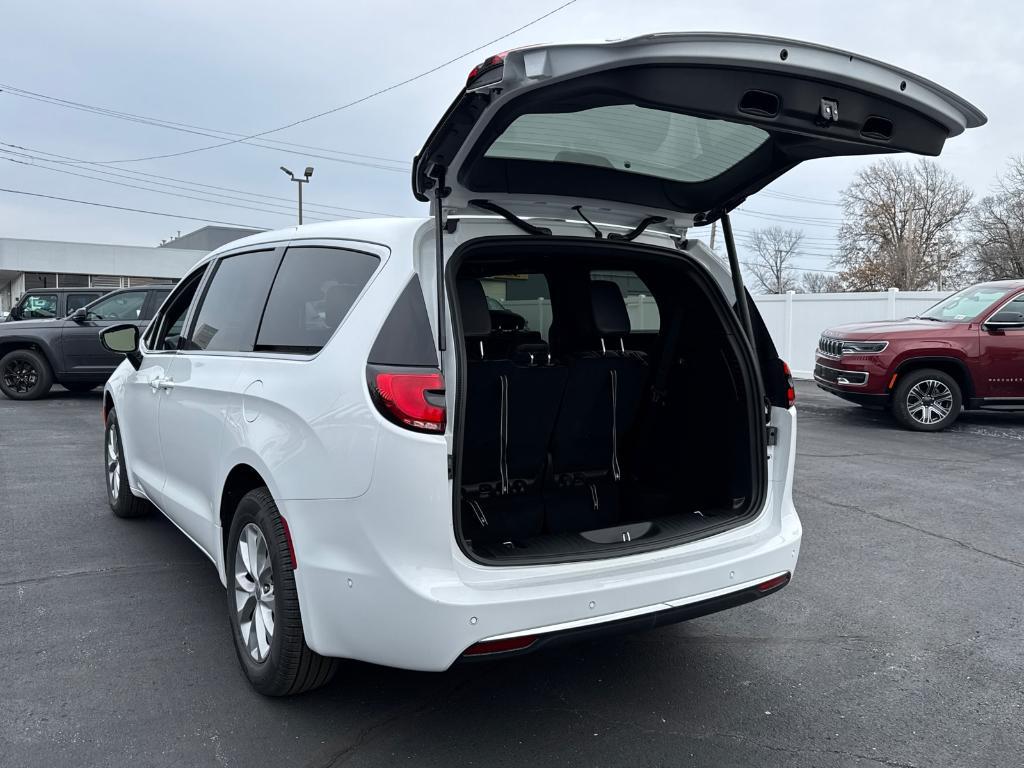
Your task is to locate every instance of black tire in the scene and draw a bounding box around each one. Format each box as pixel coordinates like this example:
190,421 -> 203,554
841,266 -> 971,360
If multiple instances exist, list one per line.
226,488 -> 337,696
0,348 -> 53,400
104,409 -> 152,518
891,368 -> 962,432
63,382 -> 99,393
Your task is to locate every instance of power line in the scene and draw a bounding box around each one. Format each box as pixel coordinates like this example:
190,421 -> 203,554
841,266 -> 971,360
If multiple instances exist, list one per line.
0,143 -> 399,217
39,0 -> 578,165
0,85 -> 411,165
0,186 -> 272,229
0,87 -> 411,172
0,154 -> 335,223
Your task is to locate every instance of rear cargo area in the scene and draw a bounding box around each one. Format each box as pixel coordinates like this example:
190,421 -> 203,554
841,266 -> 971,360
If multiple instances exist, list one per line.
452,239 -> 766,565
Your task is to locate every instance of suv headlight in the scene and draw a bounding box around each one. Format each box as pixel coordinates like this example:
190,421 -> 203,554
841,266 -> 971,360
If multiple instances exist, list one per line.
841,341 -> 888,354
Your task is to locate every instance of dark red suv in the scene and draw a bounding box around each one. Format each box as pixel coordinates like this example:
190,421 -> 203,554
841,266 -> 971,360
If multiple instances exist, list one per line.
815,280 -> 1024,431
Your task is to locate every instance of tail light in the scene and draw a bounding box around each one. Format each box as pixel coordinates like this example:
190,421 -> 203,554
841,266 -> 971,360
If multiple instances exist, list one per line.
467,52 -> 508,87
781,359 -> 796,408
367,365 -> 446,433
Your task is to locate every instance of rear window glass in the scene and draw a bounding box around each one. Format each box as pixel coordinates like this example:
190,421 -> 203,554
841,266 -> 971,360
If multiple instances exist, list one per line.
66,293 -> 102,313
255,246 -> 379,353
482,274 -> 552,341
188,250 -> 280,352
485,105 -> 768,183
591,270 -> 660,331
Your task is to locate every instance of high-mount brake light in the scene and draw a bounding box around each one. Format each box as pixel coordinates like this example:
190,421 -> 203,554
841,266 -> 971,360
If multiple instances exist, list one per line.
781,360 -> 796,408
467,52 -> 509,86
368,367 -> 446,433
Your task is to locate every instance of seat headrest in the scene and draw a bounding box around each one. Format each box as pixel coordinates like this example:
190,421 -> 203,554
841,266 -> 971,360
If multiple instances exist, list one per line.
512,342 -> 551,367
590,280 -> 631,337
457,279 -> 492,338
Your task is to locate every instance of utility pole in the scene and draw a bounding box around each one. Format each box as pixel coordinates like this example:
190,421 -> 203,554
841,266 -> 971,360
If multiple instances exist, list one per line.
280,166 -> 314,224
709,221 -> 717,250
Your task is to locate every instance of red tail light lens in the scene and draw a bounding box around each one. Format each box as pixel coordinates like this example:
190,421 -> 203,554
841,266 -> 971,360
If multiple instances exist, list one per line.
781,359 -> 796,408
463,635 -> 538,656
368,367 -> 446,433
467,52 -> 508,86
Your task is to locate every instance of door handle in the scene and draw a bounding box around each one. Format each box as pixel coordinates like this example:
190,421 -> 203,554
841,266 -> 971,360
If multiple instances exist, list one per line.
150,377 -> 175,391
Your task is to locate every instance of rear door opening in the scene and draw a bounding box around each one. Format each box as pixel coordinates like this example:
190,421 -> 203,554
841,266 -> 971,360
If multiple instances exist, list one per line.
409,33 -> 983,564
449,237 -> 776,564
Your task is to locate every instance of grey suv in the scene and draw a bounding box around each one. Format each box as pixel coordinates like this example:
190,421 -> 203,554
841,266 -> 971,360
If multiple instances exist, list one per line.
0,285 -> 171,399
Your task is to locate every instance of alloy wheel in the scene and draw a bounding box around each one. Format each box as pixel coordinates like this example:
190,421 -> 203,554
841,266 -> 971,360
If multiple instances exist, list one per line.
234,523 -> 275,662
2,360 -> 38,394
906,379 -> 953,425
106,426 -> 121,501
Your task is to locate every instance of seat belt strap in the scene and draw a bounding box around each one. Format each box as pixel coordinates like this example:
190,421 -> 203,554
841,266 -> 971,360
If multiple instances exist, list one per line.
610,369 -> 621,481
498,374 -> 510,494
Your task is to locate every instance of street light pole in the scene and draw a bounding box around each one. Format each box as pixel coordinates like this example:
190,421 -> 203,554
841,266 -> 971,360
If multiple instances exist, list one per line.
280,166 -> 314,224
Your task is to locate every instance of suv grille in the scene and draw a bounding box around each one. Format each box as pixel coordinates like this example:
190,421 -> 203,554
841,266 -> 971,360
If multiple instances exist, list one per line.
818,336 -> 843,357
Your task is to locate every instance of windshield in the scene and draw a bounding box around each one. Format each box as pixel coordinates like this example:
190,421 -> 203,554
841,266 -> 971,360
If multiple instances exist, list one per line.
919,285 -> 1013,322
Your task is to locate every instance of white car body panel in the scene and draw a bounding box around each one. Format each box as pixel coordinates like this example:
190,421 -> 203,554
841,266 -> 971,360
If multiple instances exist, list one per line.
104,215 -> 800,670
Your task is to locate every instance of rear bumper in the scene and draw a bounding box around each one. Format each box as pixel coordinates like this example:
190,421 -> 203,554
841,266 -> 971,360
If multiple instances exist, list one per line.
281,409 -> 801,672
459,572 -> 791,660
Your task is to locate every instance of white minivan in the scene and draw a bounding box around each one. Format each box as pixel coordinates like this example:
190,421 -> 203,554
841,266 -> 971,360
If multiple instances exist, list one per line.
99,33 -> 984,695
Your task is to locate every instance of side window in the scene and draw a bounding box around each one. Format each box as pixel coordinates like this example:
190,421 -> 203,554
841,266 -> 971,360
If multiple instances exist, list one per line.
188,250 -> 281,352
86,291 -> 147,321
20,294 -> 58,319
143,290 -> 171,320
150,267 -> 208,351
66,293 -> 102,313
255,246 -> 379,353
590,270 -> 660,331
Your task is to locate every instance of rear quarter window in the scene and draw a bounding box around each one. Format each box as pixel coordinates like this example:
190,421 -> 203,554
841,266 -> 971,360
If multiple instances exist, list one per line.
255,246 -> 380,353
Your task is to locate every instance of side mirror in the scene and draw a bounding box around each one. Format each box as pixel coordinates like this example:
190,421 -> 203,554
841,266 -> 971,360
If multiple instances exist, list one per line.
99,324 -> 142,370
983,310 -> 1024,331
70,307 -> 88,322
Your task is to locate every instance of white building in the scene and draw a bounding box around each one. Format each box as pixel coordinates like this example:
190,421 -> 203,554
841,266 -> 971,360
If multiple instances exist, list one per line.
0,226 -> 260,312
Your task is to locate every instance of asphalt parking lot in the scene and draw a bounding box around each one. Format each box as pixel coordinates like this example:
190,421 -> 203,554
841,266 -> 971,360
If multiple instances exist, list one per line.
1,382 -> 1022,768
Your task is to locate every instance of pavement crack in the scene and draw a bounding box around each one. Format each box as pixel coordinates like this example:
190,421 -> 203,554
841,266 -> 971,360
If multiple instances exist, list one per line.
713,731 -> 919,767
313,674 -> 477,768
0,560 -> 206,588
804,492 -> 1024,570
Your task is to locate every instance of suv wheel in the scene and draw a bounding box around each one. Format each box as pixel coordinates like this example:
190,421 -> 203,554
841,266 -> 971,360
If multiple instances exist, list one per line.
226,488 -> 338,696
892,369 -> 962,431
105,409 -> 152,518
0,349 -> 53,400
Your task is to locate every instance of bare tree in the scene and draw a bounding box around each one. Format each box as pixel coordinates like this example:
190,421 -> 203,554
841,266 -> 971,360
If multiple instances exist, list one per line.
970,156 -> 1024,279
834,158 -> 973,290
744,227 -> 802,294
799,271 -> 843,293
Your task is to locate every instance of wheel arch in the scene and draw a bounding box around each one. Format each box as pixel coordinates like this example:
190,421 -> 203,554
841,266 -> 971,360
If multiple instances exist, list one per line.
217,459 -> 291,585
891,356 -> 975,400
0,338 -> 59,374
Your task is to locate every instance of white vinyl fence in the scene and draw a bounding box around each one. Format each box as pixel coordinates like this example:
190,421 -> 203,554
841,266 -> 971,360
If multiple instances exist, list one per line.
503,295 -> 660,340
504,289 -> 950,381
753,289 -> 950,378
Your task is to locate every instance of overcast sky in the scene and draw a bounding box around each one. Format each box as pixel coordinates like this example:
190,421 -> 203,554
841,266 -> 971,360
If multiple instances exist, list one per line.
1,0 -> 1021,276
